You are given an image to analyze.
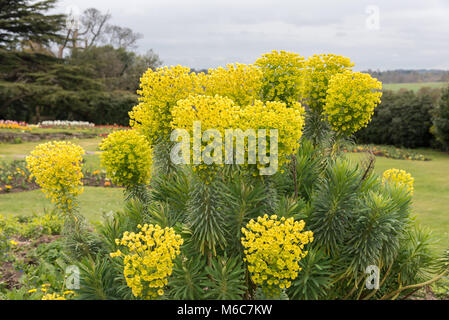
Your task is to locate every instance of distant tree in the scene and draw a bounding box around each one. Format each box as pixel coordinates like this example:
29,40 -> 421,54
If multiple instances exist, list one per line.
104,25 -> 142,50
0,0 -> 65,48
417,86 -> 442,106
122,49 -> 162,91
58,7 -> 142,57
69,46 -> 161,92
356,90 -> 434,148
432,86 -> 449,151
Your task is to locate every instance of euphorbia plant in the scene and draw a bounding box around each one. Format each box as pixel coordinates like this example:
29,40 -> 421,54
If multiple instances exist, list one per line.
76,50 -> 448,300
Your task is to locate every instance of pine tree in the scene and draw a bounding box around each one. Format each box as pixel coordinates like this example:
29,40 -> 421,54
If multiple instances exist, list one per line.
0,0 -> 64,48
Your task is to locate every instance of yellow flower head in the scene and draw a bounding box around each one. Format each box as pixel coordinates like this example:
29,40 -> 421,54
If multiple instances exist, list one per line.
110,224 -> 183,299
241,215 -> 313,297
203,63 -> 263,106
302,53 -> 354,112
129,65 -> 203,144
41,293 -> 66,300
255,50 -> 305,106
171,95 -> 305,175
324,70 -> 382,135
100,130 -> 153,188
26,141 -> 85,209
382,168 -> 414,195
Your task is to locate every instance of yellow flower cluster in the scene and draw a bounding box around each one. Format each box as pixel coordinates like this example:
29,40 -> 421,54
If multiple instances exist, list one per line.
26,141 -> 84,210
324,70 -> 382,134
100,130 -> 153,188
241,215 -> 313,297
203,63 -> 262,106
302,54 -> 354,111
0,120 -> 32,130
28,284 -> 75,300
171,95 -> 305,174
41,293 -> 66,300
240,100 -> 305,168
255,50 -> 305,106
382,169 -> 414,195
129,65 -> 202,144
110,224 -> 183,299
172,94 -> 239,135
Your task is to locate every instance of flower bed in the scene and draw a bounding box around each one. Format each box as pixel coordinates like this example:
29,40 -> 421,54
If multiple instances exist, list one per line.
0,120 -> 32,130
345,144 -> 431,161
38,120 -> 94,129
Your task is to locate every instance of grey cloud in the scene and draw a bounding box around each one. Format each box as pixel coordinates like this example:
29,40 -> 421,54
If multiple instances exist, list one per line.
57,0 -> 449,70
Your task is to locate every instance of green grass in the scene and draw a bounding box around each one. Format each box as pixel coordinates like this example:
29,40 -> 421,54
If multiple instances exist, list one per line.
0,187 -> 124,223
0,137 -> 103,156
0,137 -> 103,169
383,82 -> 448,92
346,149 -> 449,254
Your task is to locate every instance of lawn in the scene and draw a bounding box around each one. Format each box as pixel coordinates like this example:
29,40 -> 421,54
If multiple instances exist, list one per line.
346,149 -> 449,254
0,137 -> 119,223
382,82 -> 448,91
0,137 -> 103,156
0,137 -> 103,169
0,186 -> 124,223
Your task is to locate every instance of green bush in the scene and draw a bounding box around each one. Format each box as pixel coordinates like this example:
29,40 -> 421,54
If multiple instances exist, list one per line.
432,86 -> 449,151
0,49 -> 137,125
356,90 -> 434,148
0,212 -> 63,239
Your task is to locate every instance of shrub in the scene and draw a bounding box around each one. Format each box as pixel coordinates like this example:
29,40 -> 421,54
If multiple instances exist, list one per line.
432,86 -> 449,150
356,90 -> 434,148
15,50 -> 446,301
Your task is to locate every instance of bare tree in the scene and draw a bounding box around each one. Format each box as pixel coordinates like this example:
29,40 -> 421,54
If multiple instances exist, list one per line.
79,8 -> 111,48
105,25 -> 142,50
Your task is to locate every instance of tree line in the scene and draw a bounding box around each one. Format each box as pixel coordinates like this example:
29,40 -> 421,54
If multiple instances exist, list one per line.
0,0 -> 161,125
356,86 -> 449,151
364,69 -> 449,84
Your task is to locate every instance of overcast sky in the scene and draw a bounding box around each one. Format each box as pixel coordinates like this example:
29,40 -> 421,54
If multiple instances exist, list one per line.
56,0 -> 449,70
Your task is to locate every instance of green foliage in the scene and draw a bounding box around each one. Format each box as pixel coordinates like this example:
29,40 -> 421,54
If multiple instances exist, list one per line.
168,255 -> 208,299
77,256 -> 132,300
220,175 -> 267,252
0,212 -> 63,238
432,86 -> 449,151
24,239 -> 70,289
0,0 -> 64,47
187,176 -> 228,256
292,138 -> 324,200
356,90 -> 434,148
288,248 -> 332,300
308,160 -> 361,255
202,254 -> 246,300
149,167 -> 191,218
0,49 -> 138,125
